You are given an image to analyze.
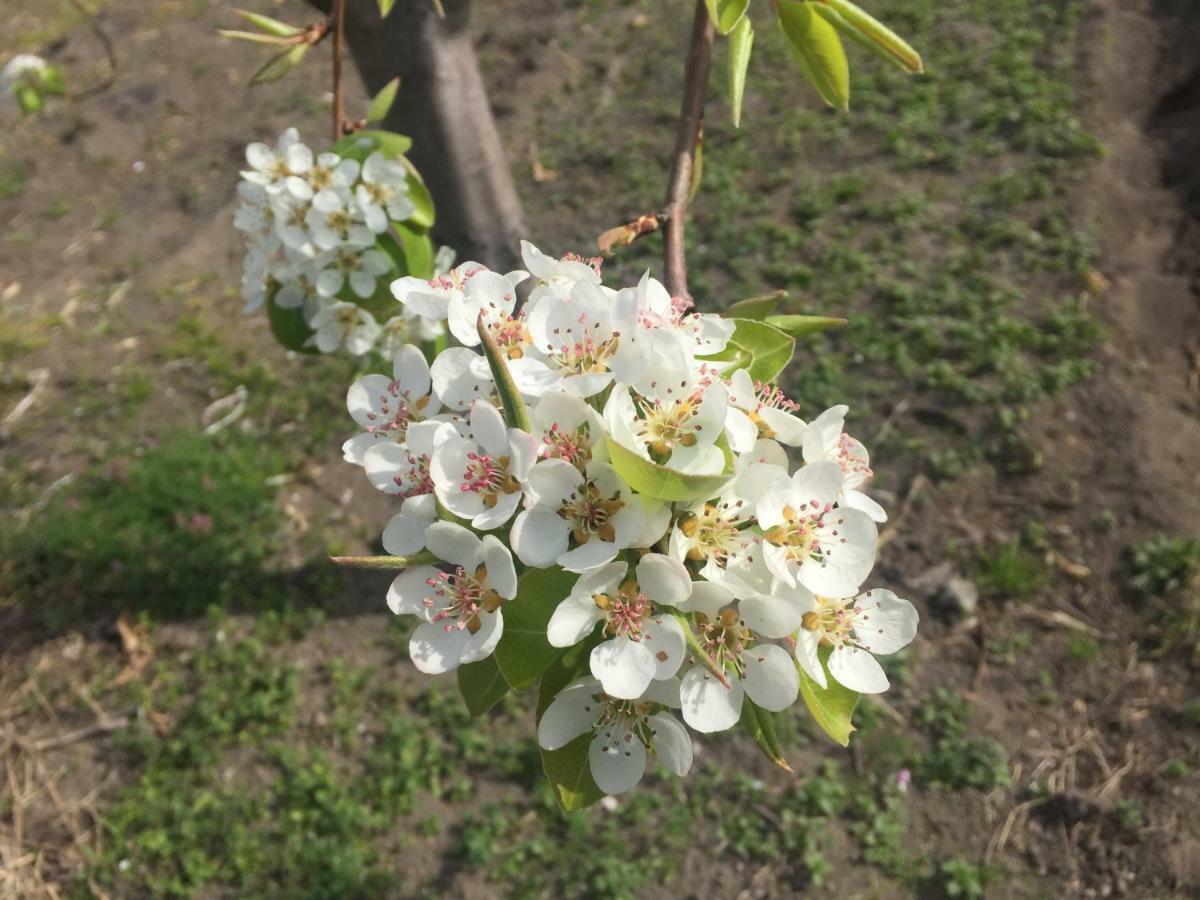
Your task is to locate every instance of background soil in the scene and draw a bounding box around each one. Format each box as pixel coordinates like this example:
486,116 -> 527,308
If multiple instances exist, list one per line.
1,0 -> 1198,897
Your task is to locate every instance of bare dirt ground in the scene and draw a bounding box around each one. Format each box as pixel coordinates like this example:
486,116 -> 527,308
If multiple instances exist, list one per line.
1,0 -> 1198,897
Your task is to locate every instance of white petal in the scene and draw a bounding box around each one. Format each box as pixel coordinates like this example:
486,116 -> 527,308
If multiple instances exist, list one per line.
642,616 -> 686,681
510,507 -> 570,569
851,589 -> 918,655
679,666 -> 744,734
392,344 -> 431,395
635,554 -> 692,609
739,587 -> 809,639
481,535 -> 518,599
843,488 -> 888,524
426,521 -> 483,569
460,610 -> 503,665
590,637 -> 656,700
800,507 -> 877,598
648,713 -> 692,777
742,644 -> 800,711
468,400 -> 508,455
547,594 -> 604,648
538,680 -> 599,750
828,645 -> 889,693
676,580 -> 735,617
409,621 -> 470,674
794,631 -> 826,688
381,495 -> 437,555
346,374 -> 392,429
386,565 -> 439,615
589,727 -> 647,795
790,460 -> 844,509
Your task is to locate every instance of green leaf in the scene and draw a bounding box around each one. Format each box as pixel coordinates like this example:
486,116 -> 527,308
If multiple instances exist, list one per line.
331,129 -> 415,161
493,567 -> 579,691
705,0 -> 750,34
266,289 -> 318,354
777,0 -> 850,112
399,156 -> 435,228
762,313 -> 847,337
15,85 -> 42,116
603,433 -> 734,503
723,290 -> 786,320
378,0 -> 398,17
366,77 -> 401,124
798,647 -> 859,746
250,43 -> 309,85
218,29 -> 295,46
739,697 -> 792,771
395,221 -> 436,279
457,656 -> 509,716
233,8 -> 302,36
701,318 -> 795,382
727,15 -> 754,128
536,643 -> 604,812
820,0 -> 922,73
38,65 -> 66,95
477,317 -> 531,432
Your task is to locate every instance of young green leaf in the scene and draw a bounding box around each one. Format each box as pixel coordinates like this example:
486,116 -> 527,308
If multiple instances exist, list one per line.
249,43 -> 309,86
477,315 -> 532,433
603,434 -> 735,503
705,0 -> 751,34
233,8 -> 302,36
819,0 -> 923,73
366,77 -> 401,124
38,65 -> 67,95
723,290 -> 787,320
727,14 -> 755,128
763,313 -> 848,336
400,157 -> 436,228
777,0 -> 850,112
457,656 -> 509,716
798,648 -> 859,746
15,85 -> 42,116
330,129 -> 415,161
739,698 -> 793,771
218,29 -> 296,46
700,317 -> 795,382
378,0 -> 398,17
394,221 -> 436,279
266,289 -> 319,354
493,567 -> 580,691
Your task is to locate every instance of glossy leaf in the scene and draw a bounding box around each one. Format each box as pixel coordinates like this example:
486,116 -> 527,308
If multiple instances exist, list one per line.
723,290 -> 786,320
777,0 -> 850,112
331,129 -> 414,160
763,313 -> 847,337
366,77 -> 401,124
457,656 -> 509,716
400,156 -> 436,229
820,0 -> 923,73
395,221 -> 436,279
705,0 -> 750,34
493,567 -> 579,691
701,318 -> 795,382
233,8 -> 301,36
603,434 -> 735,503
266,289 -> 318,354
727,15 -> 754,128
740,697 -> 793,771
798,647 -> 859,746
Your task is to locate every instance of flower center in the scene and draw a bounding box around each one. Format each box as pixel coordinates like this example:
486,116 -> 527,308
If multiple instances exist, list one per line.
594,580 -> 651,639
763,503 -> 833,563
836,433 -> 873,481
425,564 -> 504,634
540,422 -> 591,469
460,453 -> 521,507
677,502 -> 746,564
545,325 -> 620,375
485,312 -> 528,359
585,691 -> 658,754
559,481 -> 624,544
694,608 -> 750,676
390,449 -> 434,497
633,394 -> 702,462
801,597 -> 857,646
364,388 -> 429,442
308,164 -> 333,190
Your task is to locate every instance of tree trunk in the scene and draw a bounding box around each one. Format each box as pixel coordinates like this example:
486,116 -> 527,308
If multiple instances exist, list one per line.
315,0 -> 526,271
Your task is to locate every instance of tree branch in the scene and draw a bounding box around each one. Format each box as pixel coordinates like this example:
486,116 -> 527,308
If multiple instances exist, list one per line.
331,0 -> 346,140
663,0 -> 715,306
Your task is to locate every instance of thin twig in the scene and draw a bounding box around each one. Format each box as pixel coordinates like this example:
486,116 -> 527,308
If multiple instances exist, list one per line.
29,717 -> 129,752
65,0 -> 118,99
331,0 -> 346,141
662,0 -> 715,305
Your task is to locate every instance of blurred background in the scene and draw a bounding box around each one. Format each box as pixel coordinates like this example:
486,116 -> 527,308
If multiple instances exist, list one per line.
2,0 -> 1198,897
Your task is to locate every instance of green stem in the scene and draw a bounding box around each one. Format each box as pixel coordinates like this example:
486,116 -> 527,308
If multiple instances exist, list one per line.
673,612 -> 732,689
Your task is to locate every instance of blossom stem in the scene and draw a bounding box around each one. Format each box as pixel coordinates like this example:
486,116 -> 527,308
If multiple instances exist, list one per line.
662,0 -> 715,306
673,612 -> 732,690
331,0 -> 346,140
329,551 -> 436,570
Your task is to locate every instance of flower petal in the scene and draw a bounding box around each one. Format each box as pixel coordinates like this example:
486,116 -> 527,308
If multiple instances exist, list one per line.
648,712 -> 692,777
426,521 -> 483,569
589,726 -> 647,795
642,615 -> 686,681
635,553 -> 692,609
409,621 -> 471,674
537,679 -> 600,750
590,636 -> 656,700
679,666 -> 744,734
742,643 -> 800,711
547,594 -> 605,648
828,645 -> 889,693
386,565 -> 440,616
852,589 -> 918,655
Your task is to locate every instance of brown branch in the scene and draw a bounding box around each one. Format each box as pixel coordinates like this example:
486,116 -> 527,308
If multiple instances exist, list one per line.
331,0 -> 347,140
662,0 -> 715,306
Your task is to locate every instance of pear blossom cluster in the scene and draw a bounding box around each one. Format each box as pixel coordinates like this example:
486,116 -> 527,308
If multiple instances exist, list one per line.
235,128 -> 435,356
344,241 -> 918,798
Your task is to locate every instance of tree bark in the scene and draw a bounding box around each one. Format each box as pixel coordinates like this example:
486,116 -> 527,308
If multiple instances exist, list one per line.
313,0 -> 526,270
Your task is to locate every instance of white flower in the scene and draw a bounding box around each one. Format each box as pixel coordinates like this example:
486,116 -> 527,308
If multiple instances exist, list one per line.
392,262 -> 487,331
446,270 -> 526,350
513,280 -> 648,398
1,55 -> 48,95
529,390 -> 602,469
758,460 -> 878,597
355,152 -> 415,232
725,368 -> 807,453
376,310 -> 432,356
803,405 -> 886,523
314,246 -> 391,299
520,240 -> 602,295
429,400 -> 536,529
386,522 -> 517,674
288,151 -> 359,204
343,344 -> 441,465
308,301 -> 380,355
537,677 -> 691,795
306,190 -> 373,252
628,271 -> 733,362
510,459 -> 644,572
793,588 -> 918,694
269,192 -> 318,253
677,606 -> 800,734
604,376 -> 729,476
429,346 -> 494,412
362,418 -> 450,496
546,555 -> 689,699
381,493 -> 439,555
242,128 -> 305,193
